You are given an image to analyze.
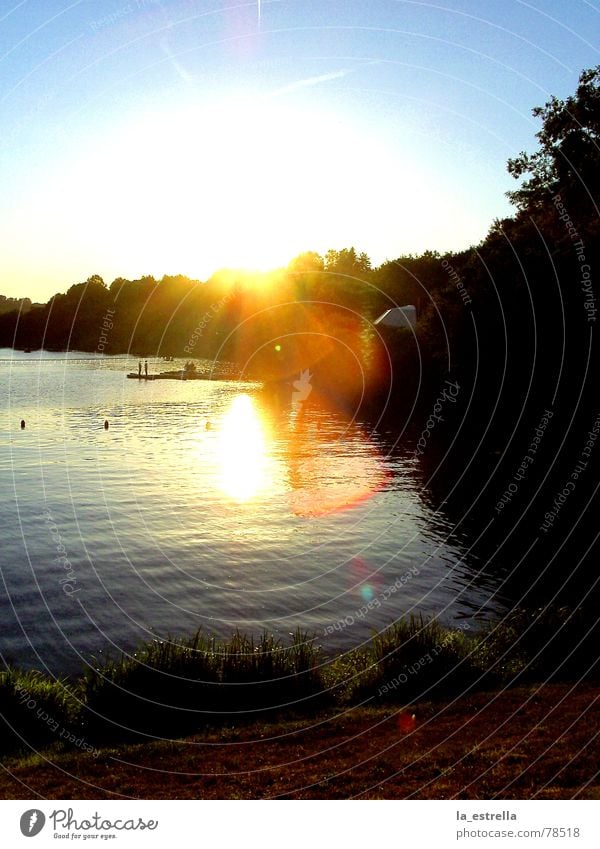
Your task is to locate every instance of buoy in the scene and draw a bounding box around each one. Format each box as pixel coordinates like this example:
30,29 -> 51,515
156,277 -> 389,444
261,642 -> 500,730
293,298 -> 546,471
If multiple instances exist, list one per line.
205,421 -> 211,430
20,419 -> 25,429
104,420 -> 109,430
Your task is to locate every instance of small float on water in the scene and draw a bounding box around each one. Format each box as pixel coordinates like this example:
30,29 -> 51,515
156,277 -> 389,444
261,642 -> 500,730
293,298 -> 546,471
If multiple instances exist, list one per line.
127,360 -> 247,382
127,371 -> 206,381
127,361 -> 204,381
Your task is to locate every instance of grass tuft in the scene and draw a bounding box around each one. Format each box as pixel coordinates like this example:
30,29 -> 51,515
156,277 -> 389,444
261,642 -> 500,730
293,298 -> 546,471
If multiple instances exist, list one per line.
0,667 -> 80,753
82,628 -> 326,741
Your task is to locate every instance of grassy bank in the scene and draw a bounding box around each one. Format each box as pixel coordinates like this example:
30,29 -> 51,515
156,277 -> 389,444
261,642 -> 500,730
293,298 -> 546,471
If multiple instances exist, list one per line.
1,607 -> 598,760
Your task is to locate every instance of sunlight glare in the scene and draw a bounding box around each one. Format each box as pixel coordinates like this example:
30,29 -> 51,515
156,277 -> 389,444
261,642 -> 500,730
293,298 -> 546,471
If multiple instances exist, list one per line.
20,95 -> 473,282
218,394 -> 271,501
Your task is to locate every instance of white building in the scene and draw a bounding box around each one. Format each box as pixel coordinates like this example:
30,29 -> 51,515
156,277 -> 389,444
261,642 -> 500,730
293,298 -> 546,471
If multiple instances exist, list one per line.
374,305 -> 417,329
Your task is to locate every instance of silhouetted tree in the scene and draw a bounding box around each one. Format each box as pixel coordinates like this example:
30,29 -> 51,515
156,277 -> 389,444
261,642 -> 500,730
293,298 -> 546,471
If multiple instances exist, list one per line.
324,247 -> 371,277
85,274 -> 107,288
507,65 -> 600,224
288,251 -> 325,273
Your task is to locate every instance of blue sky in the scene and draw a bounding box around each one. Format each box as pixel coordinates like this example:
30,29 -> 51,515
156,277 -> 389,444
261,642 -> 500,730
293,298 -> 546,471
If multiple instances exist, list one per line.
0,0 -> 598,300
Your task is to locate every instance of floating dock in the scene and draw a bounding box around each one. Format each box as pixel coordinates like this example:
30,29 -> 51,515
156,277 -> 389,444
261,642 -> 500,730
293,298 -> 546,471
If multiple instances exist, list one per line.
127,371 -> 205,381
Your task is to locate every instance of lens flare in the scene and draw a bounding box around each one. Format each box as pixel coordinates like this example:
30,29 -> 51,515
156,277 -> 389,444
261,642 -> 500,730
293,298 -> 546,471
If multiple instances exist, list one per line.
397,712 -> 417,733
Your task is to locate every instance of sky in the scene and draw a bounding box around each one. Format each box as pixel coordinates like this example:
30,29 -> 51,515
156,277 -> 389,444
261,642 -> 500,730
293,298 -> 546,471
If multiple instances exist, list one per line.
0,0 -> 598,301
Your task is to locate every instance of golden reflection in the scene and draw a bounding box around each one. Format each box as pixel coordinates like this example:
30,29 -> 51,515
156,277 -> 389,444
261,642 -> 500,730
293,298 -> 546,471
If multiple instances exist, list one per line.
285,407 -> 390,517
214,391 -> 388,514
217,394 -> 271,501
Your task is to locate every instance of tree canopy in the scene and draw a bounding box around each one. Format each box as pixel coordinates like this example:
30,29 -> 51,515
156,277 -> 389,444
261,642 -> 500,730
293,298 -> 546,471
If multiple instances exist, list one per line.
324,247 -> 372,277
507,65 -> 599,222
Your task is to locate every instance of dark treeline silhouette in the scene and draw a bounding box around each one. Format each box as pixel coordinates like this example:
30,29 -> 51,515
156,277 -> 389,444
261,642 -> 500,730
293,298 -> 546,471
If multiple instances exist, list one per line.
384,66 -> 599,607
0,295 -> 40,316
0,256 -> 375,364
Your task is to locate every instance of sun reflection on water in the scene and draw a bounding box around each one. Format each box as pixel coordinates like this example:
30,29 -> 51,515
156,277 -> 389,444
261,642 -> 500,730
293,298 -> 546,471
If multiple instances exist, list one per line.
217,394 -> 271,501
214,391 -> 390,514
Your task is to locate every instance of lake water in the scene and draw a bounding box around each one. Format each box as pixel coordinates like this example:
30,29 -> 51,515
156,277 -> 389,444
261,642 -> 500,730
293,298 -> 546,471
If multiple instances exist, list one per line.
0,349 -> 507,675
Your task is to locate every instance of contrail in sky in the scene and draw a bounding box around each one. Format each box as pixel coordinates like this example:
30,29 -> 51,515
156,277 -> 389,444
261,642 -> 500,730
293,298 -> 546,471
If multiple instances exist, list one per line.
269,69 -> 350,97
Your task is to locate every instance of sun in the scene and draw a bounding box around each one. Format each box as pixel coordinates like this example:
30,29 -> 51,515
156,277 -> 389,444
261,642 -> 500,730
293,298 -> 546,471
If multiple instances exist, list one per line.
149,98 -> 345,272
41,95 -> 403,278
28,89 -> 466,285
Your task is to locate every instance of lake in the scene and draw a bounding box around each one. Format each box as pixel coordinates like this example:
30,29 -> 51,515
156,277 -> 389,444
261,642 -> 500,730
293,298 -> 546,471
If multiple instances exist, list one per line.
0,349 -> 507,675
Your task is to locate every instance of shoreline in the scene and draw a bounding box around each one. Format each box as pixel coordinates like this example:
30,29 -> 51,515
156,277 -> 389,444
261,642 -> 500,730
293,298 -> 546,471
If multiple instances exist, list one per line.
2,609 -> 597,756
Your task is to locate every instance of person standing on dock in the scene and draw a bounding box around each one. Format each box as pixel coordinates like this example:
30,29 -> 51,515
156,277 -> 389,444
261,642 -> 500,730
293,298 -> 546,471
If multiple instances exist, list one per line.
138,360 -> 142,378
144,359 -> 148,378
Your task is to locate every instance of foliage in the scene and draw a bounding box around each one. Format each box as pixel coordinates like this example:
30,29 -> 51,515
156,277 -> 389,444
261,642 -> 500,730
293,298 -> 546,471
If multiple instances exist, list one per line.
288,251 -> 325,273
507,65 -> 600,221
324,246 -> 372,277
0,668 -> 81,754
475,607 -> 600,684
344,615 -> 495,704
0,296 -> 35,316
